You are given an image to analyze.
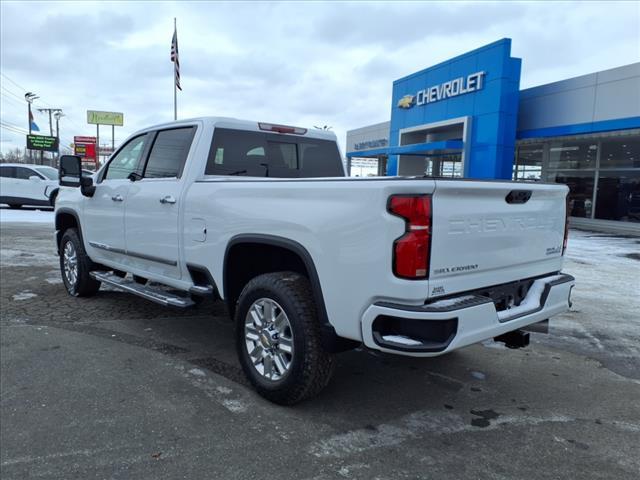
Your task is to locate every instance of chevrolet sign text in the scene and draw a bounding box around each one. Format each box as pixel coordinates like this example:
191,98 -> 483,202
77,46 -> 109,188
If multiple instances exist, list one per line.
416,71 -> 486,106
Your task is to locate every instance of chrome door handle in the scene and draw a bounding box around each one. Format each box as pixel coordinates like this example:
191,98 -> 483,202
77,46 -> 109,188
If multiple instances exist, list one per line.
159,195 -> 176,205
111,194 -> 123,202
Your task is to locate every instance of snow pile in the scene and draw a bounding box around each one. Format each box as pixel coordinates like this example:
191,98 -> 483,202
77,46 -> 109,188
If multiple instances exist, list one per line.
496,274 -> 565,322
0,208 -> 54,224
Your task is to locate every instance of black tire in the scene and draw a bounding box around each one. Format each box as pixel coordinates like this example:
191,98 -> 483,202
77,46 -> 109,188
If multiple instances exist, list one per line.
235,272 -> 334,405
60,228 -> 101,297
8,204 -> 21,209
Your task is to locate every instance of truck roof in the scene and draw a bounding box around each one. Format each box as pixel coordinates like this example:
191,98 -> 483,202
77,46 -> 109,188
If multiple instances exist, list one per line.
0,163 -> 57,169
135,117 -> 337,142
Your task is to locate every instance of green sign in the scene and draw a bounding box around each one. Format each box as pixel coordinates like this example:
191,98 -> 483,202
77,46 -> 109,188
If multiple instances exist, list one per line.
26,134 -> 59,152
87,110 -> 124,126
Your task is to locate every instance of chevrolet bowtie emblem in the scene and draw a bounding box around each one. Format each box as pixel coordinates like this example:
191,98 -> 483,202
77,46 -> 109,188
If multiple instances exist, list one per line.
397,95 -> 415,109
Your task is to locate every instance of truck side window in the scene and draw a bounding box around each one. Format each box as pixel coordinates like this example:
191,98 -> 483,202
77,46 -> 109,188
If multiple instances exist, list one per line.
0,166 -> 15,178
104,134 -> 148,181
206,128 -> 267,176
15,167 -> 39,180
144,127 -> 196,179
206,128 -> 344,178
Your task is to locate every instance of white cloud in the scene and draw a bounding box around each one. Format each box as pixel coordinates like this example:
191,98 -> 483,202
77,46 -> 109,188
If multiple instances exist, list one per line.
1,0 -> 638,157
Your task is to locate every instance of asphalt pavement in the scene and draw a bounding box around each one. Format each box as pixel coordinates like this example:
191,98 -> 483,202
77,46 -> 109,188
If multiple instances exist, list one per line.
1,216 -> 639,479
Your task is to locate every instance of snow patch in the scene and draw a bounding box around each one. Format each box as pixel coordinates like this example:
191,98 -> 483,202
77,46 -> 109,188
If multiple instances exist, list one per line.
309,410 -> 574,458
496,275 -> 565,321
428,295 -> 477,308
188,368 -> 206,377
13,291 -> 37,301
1,249 -> 58,267
481,339 -> 507,350
470,371 -> 486,380
216,386 -> 232,395
0,208 -> 54,224
381,335 -> 422,346
222,399 -> 247,413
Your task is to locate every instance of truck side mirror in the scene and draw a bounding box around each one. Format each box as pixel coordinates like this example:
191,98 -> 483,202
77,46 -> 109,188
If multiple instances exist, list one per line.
59,155 -> 95,197
59,155 -> 82,187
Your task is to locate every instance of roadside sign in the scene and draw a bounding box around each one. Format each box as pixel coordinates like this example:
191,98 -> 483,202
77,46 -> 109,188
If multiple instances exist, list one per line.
74,135 -> 96,161
74,135 -> 97,143
26,134 -> 59,152
87,110 -> 124,126
99,146 -> 115,156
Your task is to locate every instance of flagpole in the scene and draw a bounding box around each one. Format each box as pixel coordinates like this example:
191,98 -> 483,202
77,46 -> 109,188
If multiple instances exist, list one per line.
173,17 -> 177,121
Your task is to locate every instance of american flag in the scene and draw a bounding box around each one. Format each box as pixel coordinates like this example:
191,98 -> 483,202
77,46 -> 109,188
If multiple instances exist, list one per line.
171,26 -> 181,91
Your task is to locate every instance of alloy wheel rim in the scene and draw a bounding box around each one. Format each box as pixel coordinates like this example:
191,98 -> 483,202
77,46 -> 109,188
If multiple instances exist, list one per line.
244,298 -> 294,381
63,241 -> 78,287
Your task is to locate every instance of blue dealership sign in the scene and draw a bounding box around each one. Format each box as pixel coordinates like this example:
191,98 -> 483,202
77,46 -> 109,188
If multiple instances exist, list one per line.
388,38 -> 521,179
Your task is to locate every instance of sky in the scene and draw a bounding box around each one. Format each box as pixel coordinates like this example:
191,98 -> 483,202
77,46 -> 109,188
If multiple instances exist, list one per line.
1,0 -> 639,157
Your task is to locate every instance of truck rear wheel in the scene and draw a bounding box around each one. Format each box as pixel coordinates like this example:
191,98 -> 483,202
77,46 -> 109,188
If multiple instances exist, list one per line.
60,228 -> 101,297
235,272 -> 334,405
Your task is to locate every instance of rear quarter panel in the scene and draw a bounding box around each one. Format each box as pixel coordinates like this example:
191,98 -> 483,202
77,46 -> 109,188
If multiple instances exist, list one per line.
183,178 -> 436,340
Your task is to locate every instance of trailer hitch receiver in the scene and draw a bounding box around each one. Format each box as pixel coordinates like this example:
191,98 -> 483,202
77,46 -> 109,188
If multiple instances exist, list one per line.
494,329 -> 530,349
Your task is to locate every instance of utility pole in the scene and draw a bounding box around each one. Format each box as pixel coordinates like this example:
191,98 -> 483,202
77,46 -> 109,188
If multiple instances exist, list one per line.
38,108 -> 62,165
24,92 -> 38,162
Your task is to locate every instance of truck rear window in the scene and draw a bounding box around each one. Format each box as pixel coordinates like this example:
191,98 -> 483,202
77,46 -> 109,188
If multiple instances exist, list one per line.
205,128 -> 343,178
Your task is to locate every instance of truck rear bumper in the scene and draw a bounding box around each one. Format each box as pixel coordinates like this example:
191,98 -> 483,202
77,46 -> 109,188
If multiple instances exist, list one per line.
361,273 -> 574,357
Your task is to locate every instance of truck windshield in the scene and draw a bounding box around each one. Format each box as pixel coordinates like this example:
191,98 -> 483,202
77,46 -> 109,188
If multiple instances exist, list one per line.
205,128 -> 344,178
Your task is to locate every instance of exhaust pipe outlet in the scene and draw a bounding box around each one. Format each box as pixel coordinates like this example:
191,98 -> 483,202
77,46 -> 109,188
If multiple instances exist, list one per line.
494,329 -> 530,349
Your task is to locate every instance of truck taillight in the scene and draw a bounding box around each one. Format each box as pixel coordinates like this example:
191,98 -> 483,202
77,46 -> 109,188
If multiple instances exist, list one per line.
388,195 -> 432,279
258,122 -> 307,135
563,194 -> 570,255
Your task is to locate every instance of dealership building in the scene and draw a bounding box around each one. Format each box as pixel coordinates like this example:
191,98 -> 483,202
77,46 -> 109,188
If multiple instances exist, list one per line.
346,39 -> 640,234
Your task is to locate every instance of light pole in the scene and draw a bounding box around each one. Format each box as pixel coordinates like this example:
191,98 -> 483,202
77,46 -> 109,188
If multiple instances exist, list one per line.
53,111 -> 65,165
24,92 -> 38,162
38,108 -> 62,165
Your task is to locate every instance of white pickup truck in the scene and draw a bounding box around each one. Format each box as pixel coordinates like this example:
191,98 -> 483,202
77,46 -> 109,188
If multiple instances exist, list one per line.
55,117 -> 574,404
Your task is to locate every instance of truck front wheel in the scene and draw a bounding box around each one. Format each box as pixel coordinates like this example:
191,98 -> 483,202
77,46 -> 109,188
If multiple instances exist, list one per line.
235,272 -> 334,405
60,228 -> 101,297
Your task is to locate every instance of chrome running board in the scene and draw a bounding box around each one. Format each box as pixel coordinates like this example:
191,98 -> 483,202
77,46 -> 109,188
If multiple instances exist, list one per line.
90,271 -> 195,308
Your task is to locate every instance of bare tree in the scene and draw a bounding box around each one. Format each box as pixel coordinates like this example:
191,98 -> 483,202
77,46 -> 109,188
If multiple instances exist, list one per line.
1,148 -> 28,163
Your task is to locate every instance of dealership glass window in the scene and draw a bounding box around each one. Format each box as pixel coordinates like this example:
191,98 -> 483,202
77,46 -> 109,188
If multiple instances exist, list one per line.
425,154 -> 462,178
599,136 -> 640,169
514,144 -> 543,180
548,139 -> 598,170
594,170 -> 640,222
547,170 -> 595,218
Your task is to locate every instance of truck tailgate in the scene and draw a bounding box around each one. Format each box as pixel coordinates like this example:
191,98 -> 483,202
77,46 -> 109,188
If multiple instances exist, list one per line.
428,180 -> 568,298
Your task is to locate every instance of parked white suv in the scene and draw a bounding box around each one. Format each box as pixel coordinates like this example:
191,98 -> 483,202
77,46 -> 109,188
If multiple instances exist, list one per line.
54,117 -> 575,404
0,163 -> 59,208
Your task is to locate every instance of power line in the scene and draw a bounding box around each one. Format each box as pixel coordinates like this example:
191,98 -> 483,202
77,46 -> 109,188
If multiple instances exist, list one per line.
0,119 -> 28,130
0,123 -> 29,135
1,72 -> 100,149
0,72 -> 28,93
1,73 -> 55,109
0,92 -> 26,109
0,85 -> 25,103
